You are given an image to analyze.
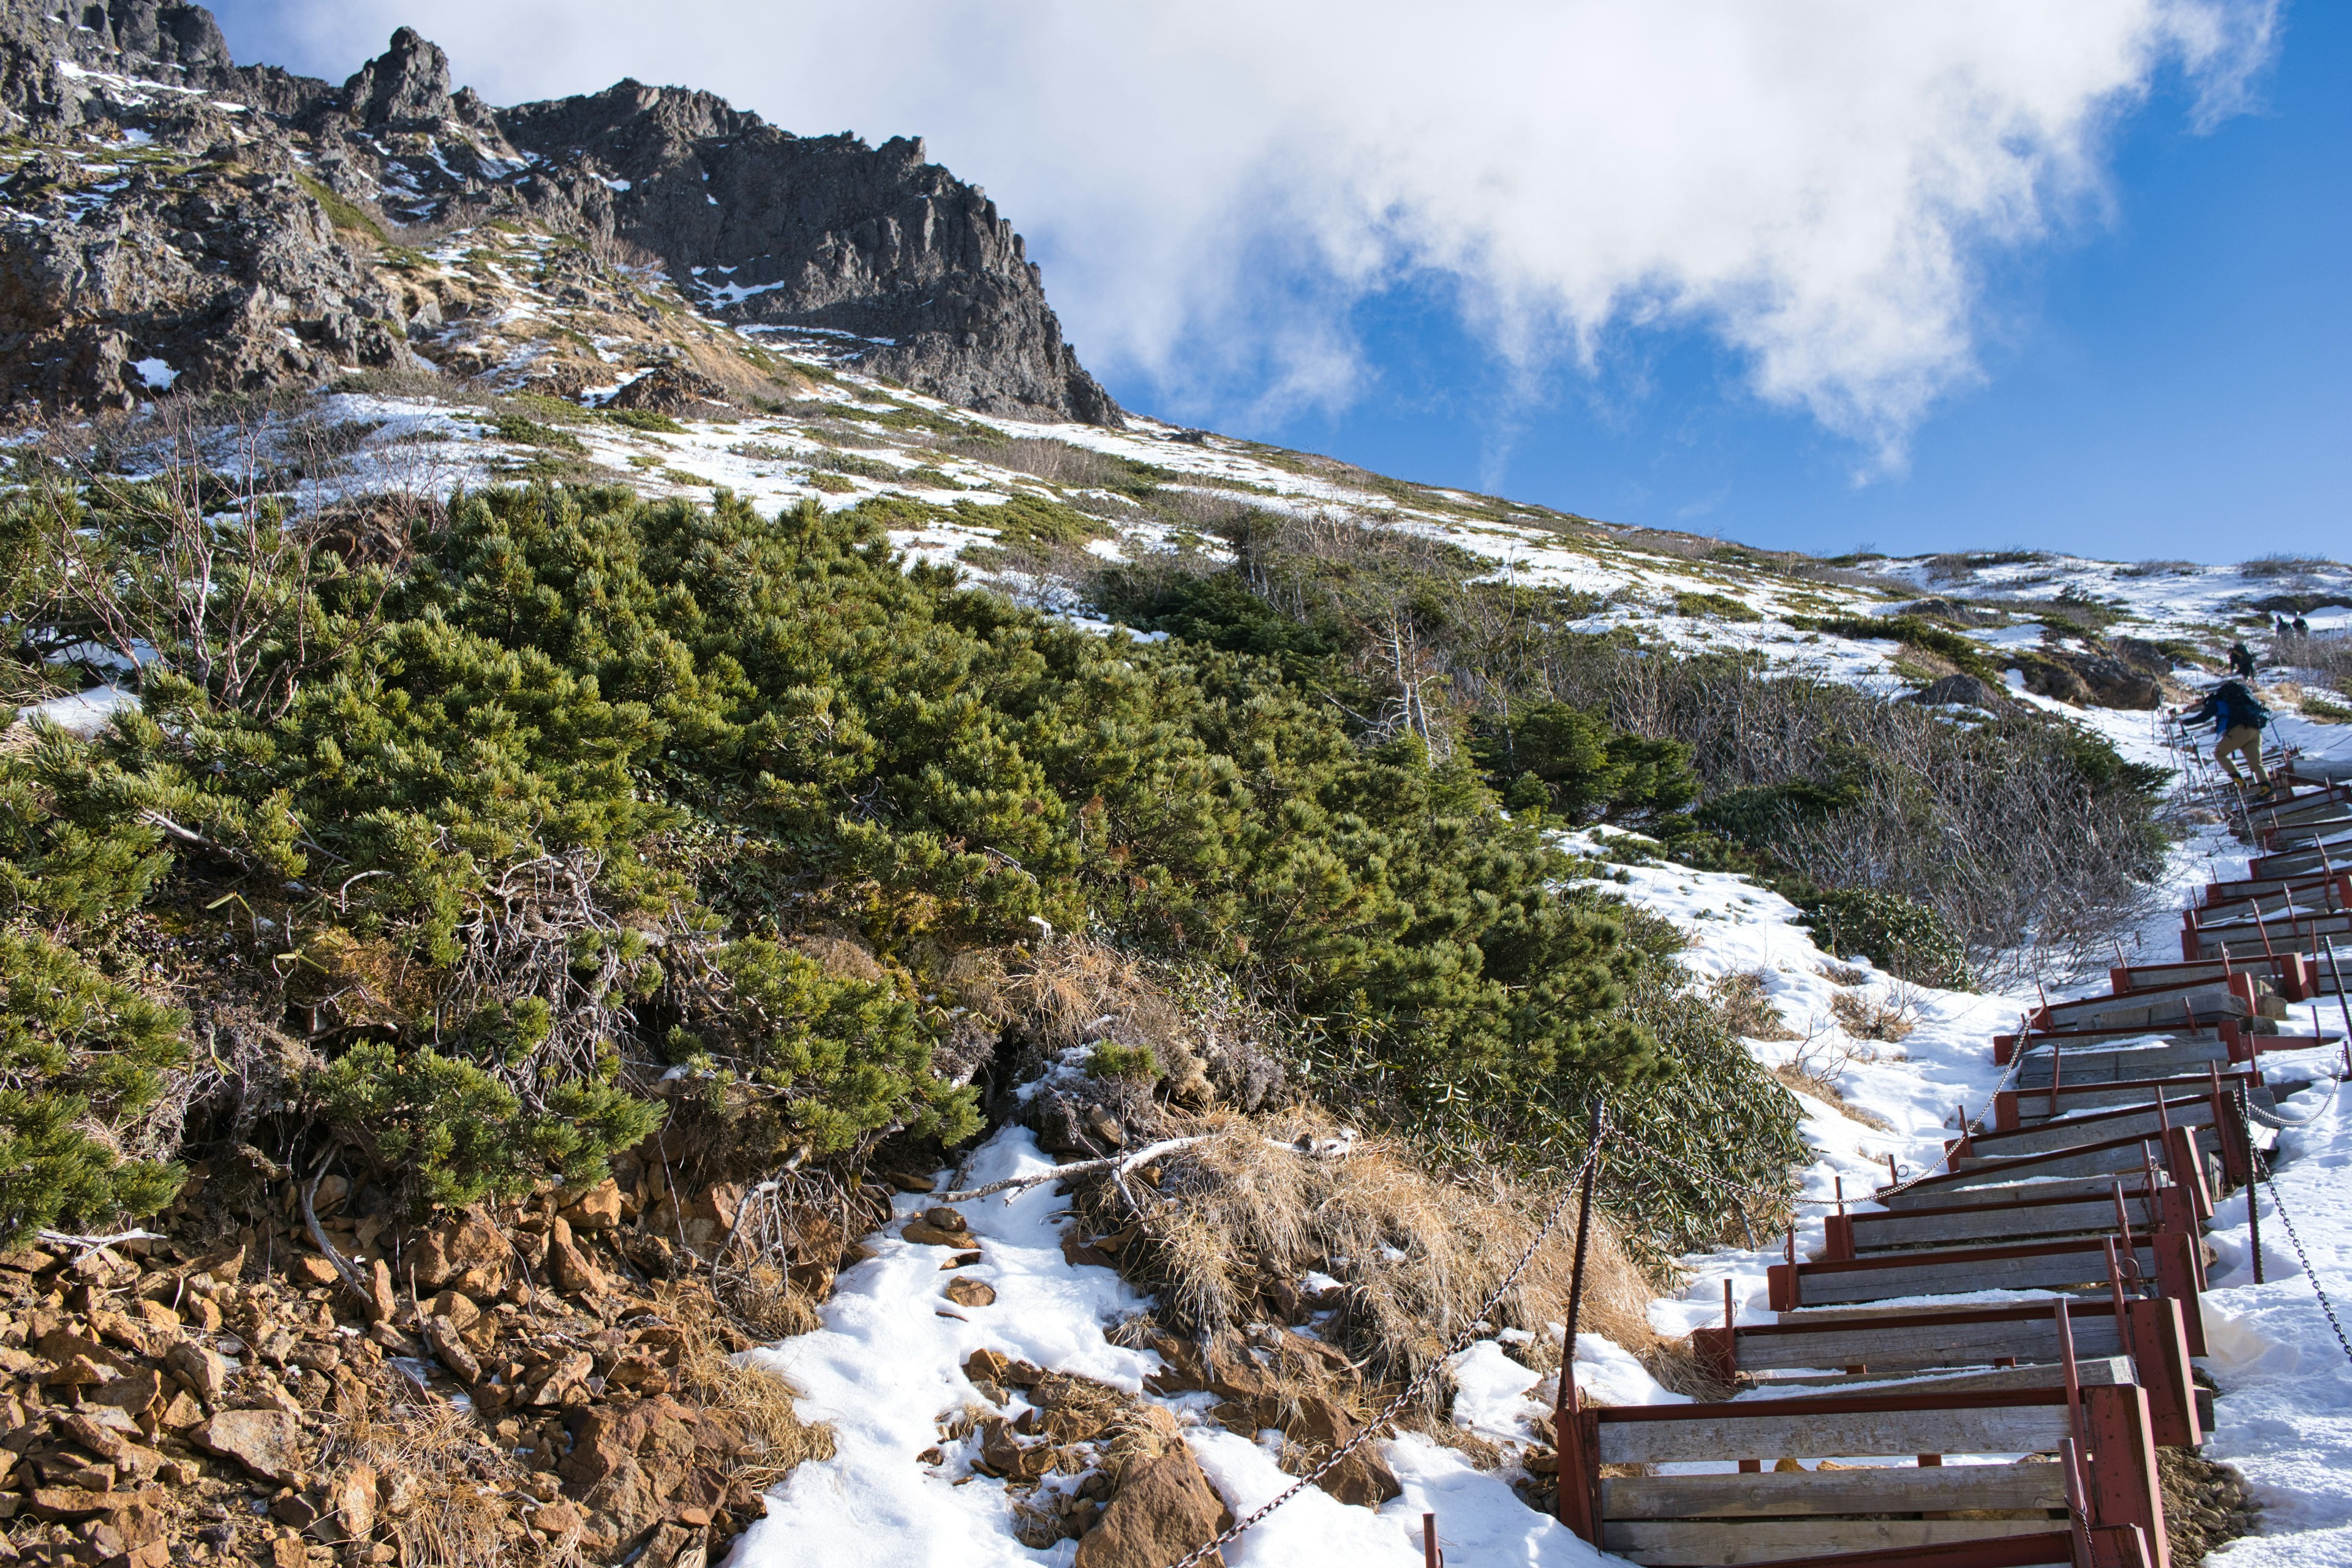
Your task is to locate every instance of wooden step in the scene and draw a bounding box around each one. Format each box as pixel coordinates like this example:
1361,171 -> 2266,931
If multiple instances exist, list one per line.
1966,1104 -> 2239,1166
2039,970 -> 2263,1021
1602,1462 -> 2069,1519
1768,1237 -> 2207,1340
1834,1190 -> 2187,1257
2266,816 -> 2352,850
2012,1041 -> 2238,1085
1738,1355 -> 2138,1398
1880,1167 -> 2196,1216
1559,1384 -> 2168,1568
1603,1515 -> 2067,1566
2250,833 -> 2352,880
1990,1071 -> 2259,1128
2198,927 -> 2352,962
1994,1025 -> 2231,1068
1693,1299 -> 2199,1449
2037,991 -> 2262,1035
1605,1529 -> 2087,1568
2112,953 -> 2315,1001
1908,1128 -> 2228,1199
2203,871 -> 2352,910
2192,896 -> 2345,934
2192,913 -> 2352,959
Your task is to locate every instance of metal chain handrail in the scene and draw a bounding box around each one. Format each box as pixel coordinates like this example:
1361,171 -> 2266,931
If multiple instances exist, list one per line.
2243,1071 -> 2345,1128
2258,1172 -> 2352,1370
1154,1107 -> 1610,1568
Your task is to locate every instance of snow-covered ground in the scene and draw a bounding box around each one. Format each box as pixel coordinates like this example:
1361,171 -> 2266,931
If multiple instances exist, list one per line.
728,791 -> 2352,1567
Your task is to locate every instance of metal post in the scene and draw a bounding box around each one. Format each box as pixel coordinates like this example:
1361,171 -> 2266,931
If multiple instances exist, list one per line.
1553,1096 -> 1603,1532
1423,1512 -> 1442,1568
2322,936 -> 2352,1066
2238,1082 -> 2263,1285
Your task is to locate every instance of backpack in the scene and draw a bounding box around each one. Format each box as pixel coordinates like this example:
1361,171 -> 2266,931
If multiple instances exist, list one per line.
2214,681 -> 2270,730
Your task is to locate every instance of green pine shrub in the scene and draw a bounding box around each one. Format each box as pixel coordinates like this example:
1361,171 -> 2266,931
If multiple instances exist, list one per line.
1796,888 -> 1973,989
6,474 -> 1719,1220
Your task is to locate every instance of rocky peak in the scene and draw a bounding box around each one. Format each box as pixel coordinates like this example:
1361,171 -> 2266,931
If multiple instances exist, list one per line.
25,0 -> 232,78
0,1 -> 1124,426
342,24 -> 453,131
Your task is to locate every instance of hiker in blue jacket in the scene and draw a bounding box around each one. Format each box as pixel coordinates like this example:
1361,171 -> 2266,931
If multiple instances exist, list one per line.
2174,680 -> 2272,791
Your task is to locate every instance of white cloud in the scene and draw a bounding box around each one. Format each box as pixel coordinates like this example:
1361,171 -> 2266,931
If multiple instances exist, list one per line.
247,0 -> 2277,467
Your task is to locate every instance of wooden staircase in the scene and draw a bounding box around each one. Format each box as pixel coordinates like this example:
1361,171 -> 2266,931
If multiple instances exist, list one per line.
1548,775 -> 2351,1568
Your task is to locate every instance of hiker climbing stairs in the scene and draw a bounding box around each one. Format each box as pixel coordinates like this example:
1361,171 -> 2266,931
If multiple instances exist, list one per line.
1544,774 -> 2352,1568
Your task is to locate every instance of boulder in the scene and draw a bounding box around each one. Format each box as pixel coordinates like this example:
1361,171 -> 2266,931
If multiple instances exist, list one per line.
413,1209 -> 508,1294
2055,650 -> 2165,709
902,1208 -> 971,1247
423,1314 -> 482,1385
366,1258 -> 399,1324
1074,1447 -> 1232,1568
944,1276 -> 997,1308
604,364 -> 728,415
191,1409 -> 303,1483
1287,1396 -> 1401,1508
2012,655 -> 2095,706
288,1253 -> 341,1287
164,1341 -> 230,1404
560,1179 -> 625,1231
560,1396 -> 703,1536
314,1464 -> 377,1545
548,1216 -> 609,1298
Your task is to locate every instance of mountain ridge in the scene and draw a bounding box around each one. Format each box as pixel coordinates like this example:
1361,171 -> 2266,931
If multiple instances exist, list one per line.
0,1 -> 1121,424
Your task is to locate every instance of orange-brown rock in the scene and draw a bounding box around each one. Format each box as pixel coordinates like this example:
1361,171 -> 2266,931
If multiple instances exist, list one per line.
1073,1446 -> 1232,1568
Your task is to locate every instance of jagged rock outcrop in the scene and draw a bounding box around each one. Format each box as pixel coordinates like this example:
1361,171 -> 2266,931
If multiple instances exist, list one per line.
0,1 -> 1121,423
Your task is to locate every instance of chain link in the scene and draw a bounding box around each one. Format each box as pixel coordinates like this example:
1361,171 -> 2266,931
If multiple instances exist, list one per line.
2243,1071 -> 2344,1129
1154,1109 -> 1609,1568
2258,1172 -> 2352,1370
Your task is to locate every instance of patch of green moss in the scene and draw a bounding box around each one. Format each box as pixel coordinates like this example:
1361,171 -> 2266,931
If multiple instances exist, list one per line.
293,173 -> 387,244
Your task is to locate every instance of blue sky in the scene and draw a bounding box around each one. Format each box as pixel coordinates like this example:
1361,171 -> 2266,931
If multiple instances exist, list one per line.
1262,6 -> 2347,562
211,1 -> 2342,564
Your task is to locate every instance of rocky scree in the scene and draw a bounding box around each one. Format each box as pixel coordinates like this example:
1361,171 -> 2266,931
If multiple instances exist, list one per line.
0,1137 -> 848,1568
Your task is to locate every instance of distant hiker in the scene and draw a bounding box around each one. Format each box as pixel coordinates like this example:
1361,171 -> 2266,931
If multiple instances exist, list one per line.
2294,615 -> 2310,636
2174,679 -> 2272,790
2228,643 -> 2258,679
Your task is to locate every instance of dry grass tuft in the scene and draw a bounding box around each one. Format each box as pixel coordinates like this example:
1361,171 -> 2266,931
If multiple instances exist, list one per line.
671,1291 -> 838,1492
1089,1107 -> 1659,1403
1815,960 -> 1871,987
1099,1398 -> 1187,1481
1771,1030 -> 1896,1131
717,1259 -> 825,1340
1830,987 -> 1918,1044
323,1392 -> 534,1568
952,935 -> 1283,1112
1711,970 -> 1797,1041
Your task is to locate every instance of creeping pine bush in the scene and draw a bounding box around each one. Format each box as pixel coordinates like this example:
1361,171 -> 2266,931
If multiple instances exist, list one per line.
0,733 -> 186,1246
1795,888 -> 1973,990
5,475 -> 1716,1222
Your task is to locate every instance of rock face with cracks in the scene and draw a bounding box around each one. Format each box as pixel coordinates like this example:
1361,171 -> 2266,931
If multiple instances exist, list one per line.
0,0 -> 1121,423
